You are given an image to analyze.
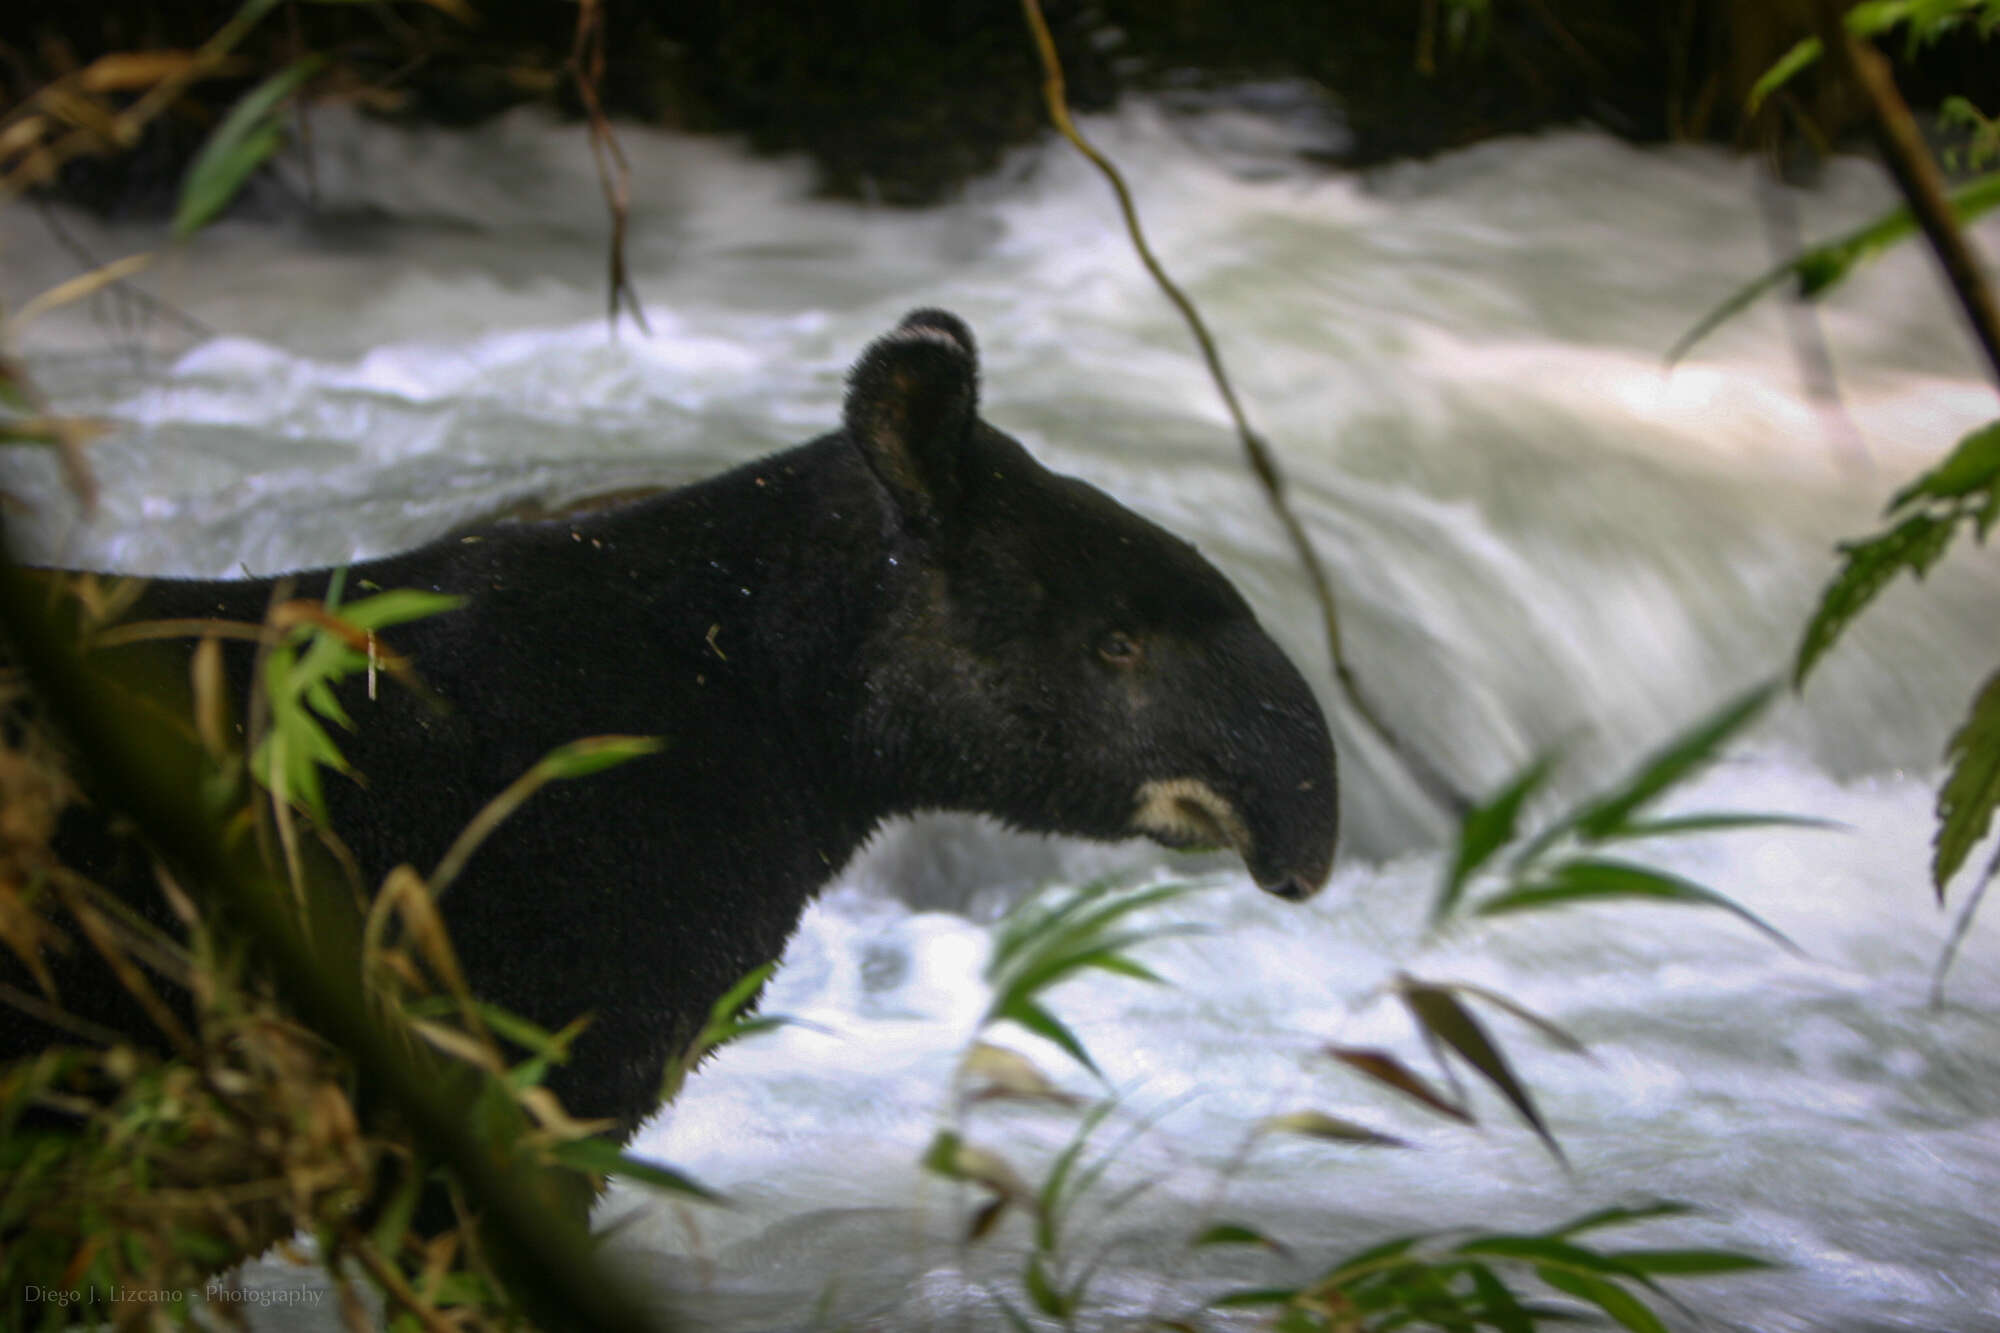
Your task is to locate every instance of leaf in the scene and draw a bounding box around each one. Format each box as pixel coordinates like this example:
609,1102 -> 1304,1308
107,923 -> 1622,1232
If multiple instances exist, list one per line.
1602,812 -> 1842,840
429,735 -> 665,897
1253,1110 -> 1408,1148
1796,514 -> 1958,685
1024,1252 -> 1068,1317
1567,684 -> 1777,843
1466,1264 -> 1534,1333
959,1042 -> 1079,1106
1457,1235 -> 1644,1278
1325,1045 -> 1472,1122
1746,35 -> 1821,113
174,55 -> 326,237
549,1137 -> 723,1201
921,1131 -> 1031,1205
334,588 -> 467,631
1670,171 -> 2000,364
1478,858 -> 1795,950
1400,981 -> 1566,1166
1535,1267 -> 1667,1333
1550,1200 -> 1696,1237
1936,668 -> 2000,895
1436,756 -> 1553,923
1888,419 -> 2000,510
1194,1222 -> 1288,1253
1606,1248 -> 1779,1276
1211,1288 -> 1298,1310
999,994 -> 1100,1079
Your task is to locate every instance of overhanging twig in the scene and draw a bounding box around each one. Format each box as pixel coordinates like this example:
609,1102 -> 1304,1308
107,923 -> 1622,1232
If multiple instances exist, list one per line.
1018,0 -> 1470,817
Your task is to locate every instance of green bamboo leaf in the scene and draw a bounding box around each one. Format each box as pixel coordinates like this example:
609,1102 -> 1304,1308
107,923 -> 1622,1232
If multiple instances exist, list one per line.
1888,419 -> 2000,511
335,588 -> 467,631
1024,1252 -> 1068,1317
1210,1288 -> 1297,1309
1670,171 -> 2000,363
1400,982 -> 1566,1166
1745,35 -> 1821,113
1465,1264 -> 1534,1333
1457,1235 -> 1644,1277
1568,684 -> 1776,842
1477,858 -> 1796,951
1797,514 -> 1958,685
549,1137 -> 723,1201
1936,668 -> 2000,895
1607,1248 -> 1780,1276
1319,1233 -> 1428,1288
1000,995 -> 1100,1078
1535,1267 -> 1667,1333
173,55 -> 327,237
1194,1222 -> 1286,1251
533,735 -> 666,781
1436,756 -> 1553,923
1550,1200 -> 1696,1237
1603,812 -> 1842,840
1034,1098 -> 1116,1251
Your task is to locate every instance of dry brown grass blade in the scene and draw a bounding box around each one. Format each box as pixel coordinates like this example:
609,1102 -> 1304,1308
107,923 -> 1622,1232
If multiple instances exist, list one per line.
1017,0 -> 1470,817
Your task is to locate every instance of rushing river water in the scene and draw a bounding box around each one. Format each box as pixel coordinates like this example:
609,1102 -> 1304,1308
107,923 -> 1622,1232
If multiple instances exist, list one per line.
4,100 -> 1999,1332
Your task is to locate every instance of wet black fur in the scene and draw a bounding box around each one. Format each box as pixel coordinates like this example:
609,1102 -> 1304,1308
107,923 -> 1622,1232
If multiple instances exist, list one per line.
5,311 -> 1338,1139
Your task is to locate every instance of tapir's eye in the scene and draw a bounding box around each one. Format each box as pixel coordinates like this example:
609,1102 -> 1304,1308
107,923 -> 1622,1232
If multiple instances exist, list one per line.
1097,630 -> 1143,668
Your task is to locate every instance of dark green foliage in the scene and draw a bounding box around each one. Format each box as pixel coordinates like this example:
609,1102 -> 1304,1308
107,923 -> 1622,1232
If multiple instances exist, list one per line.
1212,1201 -> 1773,1333
1669,174 -> 2000,365
1434,683 -> 1804,941
1937,668 -> 2000,893
173,52 -> 324,237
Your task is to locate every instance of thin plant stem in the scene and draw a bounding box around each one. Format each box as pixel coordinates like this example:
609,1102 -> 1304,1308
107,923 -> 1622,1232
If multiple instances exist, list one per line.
1017,0 -> 1470,818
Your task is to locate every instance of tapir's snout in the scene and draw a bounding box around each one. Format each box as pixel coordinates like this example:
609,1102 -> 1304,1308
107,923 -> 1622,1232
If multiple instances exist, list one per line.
1130,623 -> 1339,901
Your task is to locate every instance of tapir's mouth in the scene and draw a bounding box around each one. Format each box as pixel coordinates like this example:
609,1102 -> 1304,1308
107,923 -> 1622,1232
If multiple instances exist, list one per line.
1131,776 -> 1331,902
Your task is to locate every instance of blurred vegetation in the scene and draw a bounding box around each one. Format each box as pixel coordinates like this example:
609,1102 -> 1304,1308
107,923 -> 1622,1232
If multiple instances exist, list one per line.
1674,0 -> 2000,999
3,0 -> 1996,1330
7,1 -> 2000,212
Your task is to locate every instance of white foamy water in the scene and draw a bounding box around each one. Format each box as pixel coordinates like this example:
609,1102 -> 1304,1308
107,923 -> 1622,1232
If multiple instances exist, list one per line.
4,102 -> 1997,1331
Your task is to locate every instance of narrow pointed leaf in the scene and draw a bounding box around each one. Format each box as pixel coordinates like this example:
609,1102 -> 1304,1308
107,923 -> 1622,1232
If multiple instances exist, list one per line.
1400,982 -> 1566,1165
1477,858 -> 1795,951
549,1138 -> 723,1201
1607,1248 -> 1779,1276
1326,1045 -> 1472,1122
1466,1264 -> 1534,1333
1550,1200 -> 1695,1237
1194,1222 -> 1288,1253
1000,995 -> 1100,1079
1670,172 -> 2000,363
1437,756 -> 1553,922
1936,668 -> 2000,896
1604,812 -> 1842,840
1888,419 -> 2000,510
1025,1252 -> 1067,1317
1746,35 -> 1821,112
1797,514 -> 1957,686
1254,1109 -> 1408,1148
1535,1267 -> 1667,1333
174,56 -> 326,237
1569,684 -> 1776,841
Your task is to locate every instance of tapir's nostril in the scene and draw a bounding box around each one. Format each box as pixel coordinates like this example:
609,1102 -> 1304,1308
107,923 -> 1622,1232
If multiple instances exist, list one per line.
1263,876 -> 1312,902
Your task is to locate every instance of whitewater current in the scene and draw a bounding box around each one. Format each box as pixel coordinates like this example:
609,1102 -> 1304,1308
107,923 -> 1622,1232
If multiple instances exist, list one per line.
3,100 -> 1998,1331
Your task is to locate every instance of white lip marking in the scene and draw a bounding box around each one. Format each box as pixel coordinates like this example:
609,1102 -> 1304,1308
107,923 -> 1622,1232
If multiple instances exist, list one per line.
1132,777 -> 1251,855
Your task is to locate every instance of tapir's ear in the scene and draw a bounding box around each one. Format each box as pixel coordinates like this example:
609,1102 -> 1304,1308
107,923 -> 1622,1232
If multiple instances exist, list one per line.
844,309 -> 979,531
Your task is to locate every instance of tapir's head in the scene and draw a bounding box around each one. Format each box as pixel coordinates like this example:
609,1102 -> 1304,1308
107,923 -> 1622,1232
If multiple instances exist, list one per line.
845,310 -> 1338,900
